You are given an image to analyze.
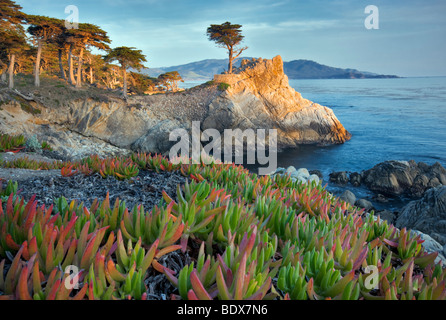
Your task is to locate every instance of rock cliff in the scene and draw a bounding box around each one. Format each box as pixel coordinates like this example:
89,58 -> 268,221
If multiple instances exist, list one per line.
204,56 -> 351,147
0,55 -> 351,159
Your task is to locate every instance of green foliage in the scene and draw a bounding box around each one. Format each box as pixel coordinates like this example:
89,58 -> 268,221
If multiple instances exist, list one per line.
25,134 -> 42,152
207,21 -> 248,73
217,82 -> 230,91
0,133 -> 25,152
103,46 -> 147,71
157,71 -> 184,92
40,141 -> 52,151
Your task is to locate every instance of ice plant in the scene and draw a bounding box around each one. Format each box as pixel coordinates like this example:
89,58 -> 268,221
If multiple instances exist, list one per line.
1,153 -> 446,300
0,134 -> 26,153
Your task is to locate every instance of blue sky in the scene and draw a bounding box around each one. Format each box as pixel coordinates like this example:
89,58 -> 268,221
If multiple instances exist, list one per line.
17,0 -> 446,77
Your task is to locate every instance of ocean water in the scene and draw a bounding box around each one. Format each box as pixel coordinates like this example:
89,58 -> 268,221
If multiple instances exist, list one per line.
283,77 -> 446,176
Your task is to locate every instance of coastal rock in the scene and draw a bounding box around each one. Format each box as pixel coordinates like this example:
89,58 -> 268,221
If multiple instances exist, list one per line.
374,194 -> 389,203
286,166 -> 297,174
361,160 -> 446,197
362,160 -> 416,196
309,170 -> 323,180
270,166 -> 321,185
395,186 -> 446,245
202,56 -> 351,148
308,174 -> 320,185
355,199 -> 374,211
376,210 -> 395,224
410,230 -> 446,265
349,172 -> 362,187
340,190 -> 356,206
329,171 -> 349,185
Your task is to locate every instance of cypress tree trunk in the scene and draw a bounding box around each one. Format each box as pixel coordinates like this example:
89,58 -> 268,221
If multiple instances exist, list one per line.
68,44 -> 75,85
34,39 -> 42,87
0,60 -> 6,83
122,67 -> 127,99
228,47 -> 234,74
58,49 -> 66,80
8,54 -> 15,89
90,67 -> 94,84
76,47 -> 84,88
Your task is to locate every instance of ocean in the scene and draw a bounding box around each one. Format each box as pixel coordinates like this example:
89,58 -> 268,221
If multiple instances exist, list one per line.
285,77 -> 446,176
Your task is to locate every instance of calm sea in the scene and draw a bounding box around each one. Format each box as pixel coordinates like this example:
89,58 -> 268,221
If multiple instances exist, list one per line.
284,77 -> 446,176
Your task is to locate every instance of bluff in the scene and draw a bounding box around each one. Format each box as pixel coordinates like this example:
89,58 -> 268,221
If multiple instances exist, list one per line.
0,56 -> 351,159
204,56 -> 351,148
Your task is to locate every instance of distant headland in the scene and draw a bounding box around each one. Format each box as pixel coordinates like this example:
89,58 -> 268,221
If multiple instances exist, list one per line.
145,58 -> 400,81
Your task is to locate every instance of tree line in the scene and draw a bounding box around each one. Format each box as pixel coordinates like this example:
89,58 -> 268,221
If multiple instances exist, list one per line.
0,0 -> 186,98
1,0 -> 247,98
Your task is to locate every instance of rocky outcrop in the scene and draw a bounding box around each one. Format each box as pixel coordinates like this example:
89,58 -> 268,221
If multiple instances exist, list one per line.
205,56 -> 351,148
0,56 -> 350,158
328,160 -> 446,198
395,186 -> 446,245
340,190 -> 356,206
362,160 -> 446,197
329,171 -> 349,185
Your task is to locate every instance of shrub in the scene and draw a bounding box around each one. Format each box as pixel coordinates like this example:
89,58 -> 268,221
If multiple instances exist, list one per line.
217,82 -> 231,91
25,135 -> 42,152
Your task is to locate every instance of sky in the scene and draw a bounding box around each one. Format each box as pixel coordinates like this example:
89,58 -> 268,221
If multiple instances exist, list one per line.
16,0 -> 446,77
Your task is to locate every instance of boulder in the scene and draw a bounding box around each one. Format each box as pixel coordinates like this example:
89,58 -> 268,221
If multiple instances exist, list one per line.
309,170 -> 323,180
395,186 -> 446,245
340,190 -> 356,206
295,168 -> 310,180
349,172 -> 362,187
286,166 -> 297,174
308,174 -> 320,185
329,171 -> 349,185
362,160 -> 446,197
376,210 -> 395,224
355,199 -> 374,211
410,230 -> 446,265
362,160 -> 417,196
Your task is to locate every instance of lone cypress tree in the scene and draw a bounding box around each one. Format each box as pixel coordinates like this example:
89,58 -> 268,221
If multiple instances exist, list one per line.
207,22 -> 248,74
103,46 -> 147,99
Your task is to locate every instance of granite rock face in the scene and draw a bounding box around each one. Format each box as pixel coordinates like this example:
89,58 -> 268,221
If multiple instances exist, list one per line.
361,160 -> 446,197
396,186 -> 446,245
203,56 -> 351,149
